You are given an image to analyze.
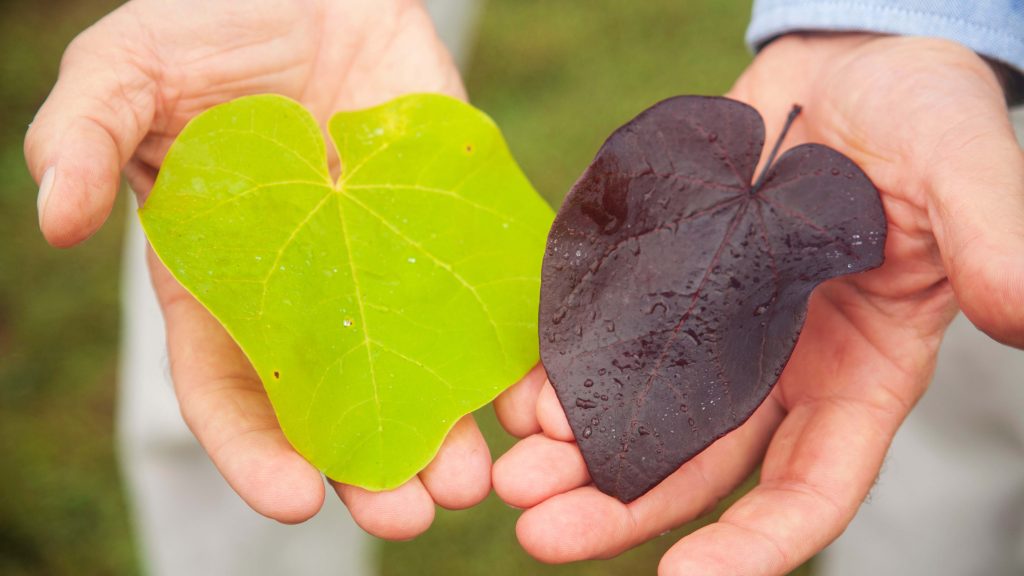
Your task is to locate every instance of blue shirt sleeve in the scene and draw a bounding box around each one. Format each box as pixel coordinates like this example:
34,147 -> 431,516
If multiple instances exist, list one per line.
746,1 -> 1024,73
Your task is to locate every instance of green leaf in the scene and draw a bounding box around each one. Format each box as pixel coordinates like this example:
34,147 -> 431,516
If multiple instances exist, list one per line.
140,94 -> 553,490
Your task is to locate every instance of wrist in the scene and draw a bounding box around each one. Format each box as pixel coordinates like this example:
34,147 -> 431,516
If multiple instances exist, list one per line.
732,32 -> 877,104
740,32 -> 1006,106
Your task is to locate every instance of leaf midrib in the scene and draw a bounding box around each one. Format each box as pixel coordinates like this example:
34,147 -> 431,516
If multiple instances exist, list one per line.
334,186 -> 386,484
257,172 -> 514,482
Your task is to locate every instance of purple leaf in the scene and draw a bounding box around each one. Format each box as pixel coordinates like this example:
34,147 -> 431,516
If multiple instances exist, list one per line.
539,96 -> 886,503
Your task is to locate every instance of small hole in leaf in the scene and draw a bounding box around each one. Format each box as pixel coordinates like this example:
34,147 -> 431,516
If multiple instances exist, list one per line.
273,371 -> 280,379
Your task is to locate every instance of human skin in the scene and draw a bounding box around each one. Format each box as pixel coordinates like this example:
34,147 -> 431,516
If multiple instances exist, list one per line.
491,33 -> 1024,575
26,1 -> 1024,569
24,0 -> 488,540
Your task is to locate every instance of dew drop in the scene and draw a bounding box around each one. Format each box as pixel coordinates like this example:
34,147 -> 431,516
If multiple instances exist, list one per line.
552,306 -> 568,325
687,417 -> 696,427
343,319 -> 354,327
583,379 -> 594,388
638,425 -> 650,436
407,257 -> 416,264
582,426 -> 593,439
575,398 -> 598,409
831,168 -> 841,176
647,302 -> 667,315
708,132 -> 718,143
605,320 -> 616,332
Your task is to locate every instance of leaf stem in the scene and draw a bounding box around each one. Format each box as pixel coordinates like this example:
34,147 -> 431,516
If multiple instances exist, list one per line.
751,104 -> 802,194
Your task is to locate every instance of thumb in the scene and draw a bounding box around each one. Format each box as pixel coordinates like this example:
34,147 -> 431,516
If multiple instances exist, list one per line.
24,7 -> 157,247
927,102 -> 1024,348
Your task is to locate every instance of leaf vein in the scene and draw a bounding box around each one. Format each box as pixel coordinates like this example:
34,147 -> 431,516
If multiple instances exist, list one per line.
196,128 -> 329,183
257,192 -> 335,319
340,193 -> 510,364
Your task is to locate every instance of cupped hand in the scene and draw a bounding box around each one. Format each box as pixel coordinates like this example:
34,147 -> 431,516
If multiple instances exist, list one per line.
25,0 -> 490,538
493,33 -> 1024,575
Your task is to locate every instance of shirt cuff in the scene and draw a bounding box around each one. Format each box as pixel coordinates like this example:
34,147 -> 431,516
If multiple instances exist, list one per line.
746,0 -> 1024,76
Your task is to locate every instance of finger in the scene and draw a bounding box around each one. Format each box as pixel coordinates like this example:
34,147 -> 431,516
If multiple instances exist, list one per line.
657,399 -> 890,576
493,363 -> 546,437
925,98 -> 1024,348
657,291 -> 927,576
492,434 -> 590,508
536,380 -> 574,441
333,477 -> 435,541
148,249 -> 325,524
123,158 -> 159,201
513,398 -> 784,563
24,7 -> 157,247
417,415 -> 491,510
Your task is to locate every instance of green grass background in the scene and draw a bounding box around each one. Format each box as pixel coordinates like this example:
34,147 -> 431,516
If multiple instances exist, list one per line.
0,0 -> 811,574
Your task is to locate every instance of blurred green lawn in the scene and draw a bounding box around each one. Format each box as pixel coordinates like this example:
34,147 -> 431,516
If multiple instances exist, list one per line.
0,0 -> 811,574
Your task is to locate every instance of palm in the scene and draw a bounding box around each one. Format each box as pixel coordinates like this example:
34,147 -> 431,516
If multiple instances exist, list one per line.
27,0 -> 488,538
119,0 -> 463,195
728,33 -> 967,510
493,33 -> 1024,575
746,33 -> 1007,438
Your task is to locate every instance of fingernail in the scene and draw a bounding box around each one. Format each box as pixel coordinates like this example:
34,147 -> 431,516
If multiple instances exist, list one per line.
37,166 -> 55,228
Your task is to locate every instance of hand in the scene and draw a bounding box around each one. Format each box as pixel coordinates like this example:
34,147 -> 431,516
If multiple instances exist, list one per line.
492,33 -> 1024,574
25,0 -> 490,539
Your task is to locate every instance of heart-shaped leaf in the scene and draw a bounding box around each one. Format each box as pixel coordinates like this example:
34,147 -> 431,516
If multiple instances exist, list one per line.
141,94 -> 553,490
539,96 -> 886,502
